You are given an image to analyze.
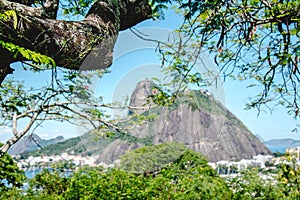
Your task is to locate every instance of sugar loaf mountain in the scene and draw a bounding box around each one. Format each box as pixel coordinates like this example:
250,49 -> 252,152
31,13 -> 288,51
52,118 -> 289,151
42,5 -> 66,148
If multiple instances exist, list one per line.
19,79 -> 271,163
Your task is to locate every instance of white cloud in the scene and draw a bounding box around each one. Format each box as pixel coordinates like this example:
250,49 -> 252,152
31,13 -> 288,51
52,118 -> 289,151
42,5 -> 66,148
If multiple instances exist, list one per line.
37,131 -> 50,139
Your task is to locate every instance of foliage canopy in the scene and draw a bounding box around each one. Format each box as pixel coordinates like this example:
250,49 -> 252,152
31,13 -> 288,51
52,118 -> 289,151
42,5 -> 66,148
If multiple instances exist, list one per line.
160,0 -> 300,116
0,144 -> 25,193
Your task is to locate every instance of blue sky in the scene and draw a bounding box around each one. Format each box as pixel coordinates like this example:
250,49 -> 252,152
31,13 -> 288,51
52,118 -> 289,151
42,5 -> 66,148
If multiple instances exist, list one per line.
96,9 -> 300,141
0,8 -> 299,143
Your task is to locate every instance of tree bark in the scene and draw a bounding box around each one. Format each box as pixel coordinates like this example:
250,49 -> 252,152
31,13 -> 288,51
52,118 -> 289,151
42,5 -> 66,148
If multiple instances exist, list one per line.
0,0 -> 152,83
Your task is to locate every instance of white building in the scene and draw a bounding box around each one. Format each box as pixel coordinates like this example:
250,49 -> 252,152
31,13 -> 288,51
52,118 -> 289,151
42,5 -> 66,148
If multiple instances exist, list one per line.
253,154 -> 273,168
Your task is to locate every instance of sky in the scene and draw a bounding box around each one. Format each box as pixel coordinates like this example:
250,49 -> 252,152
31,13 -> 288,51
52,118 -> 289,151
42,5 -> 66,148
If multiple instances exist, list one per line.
0,8 -> 299,143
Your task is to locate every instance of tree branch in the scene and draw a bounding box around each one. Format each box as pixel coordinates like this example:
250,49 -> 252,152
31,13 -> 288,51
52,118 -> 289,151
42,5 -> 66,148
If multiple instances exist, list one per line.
0,0 -> 152,84
0,112 -> 39,157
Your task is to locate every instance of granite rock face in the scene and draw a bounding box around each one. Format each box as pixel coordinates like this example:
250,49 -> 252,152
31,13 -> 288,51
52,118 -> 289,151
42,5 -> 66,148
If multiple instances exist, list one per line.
128,78 -> 154,115
125,79 -> 271,162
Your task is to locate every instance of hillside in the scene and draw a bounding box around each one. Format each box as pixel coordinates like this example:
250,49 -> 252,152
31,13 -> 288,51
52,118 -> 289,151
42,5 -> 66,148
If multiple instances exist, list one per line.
20,132 -> 111,158
8,134 -> 65,155
21,80 -> 271,163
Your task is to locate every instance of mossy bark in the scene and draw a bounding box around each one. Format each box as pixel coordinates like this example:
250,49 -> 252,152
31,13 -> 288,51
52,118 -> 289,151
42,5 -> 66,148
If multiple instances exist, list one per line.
0,0 -> 152,83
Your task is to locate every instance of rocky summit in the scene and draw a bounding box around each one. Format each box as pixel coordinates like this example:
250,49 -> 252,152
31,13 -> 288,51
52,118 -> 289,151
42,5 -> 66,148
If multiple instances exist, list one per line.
122,79 -> 271,162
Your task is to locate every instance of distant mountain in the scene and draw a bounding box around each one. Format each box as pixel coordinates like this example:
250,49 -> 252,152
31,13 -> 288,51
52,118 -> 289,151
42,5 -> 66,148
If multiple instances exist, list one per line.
21,80 -> 271,163
264,138 -> 300,146
20,131 -> 142,163
8,134 -> 65,155
263,138 -> 300,153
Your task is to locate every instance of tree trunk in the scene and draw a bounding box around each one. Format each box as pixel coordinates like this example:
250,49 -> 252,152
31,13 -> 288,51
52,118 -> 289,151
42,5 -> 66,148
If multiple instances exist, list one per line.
0,0 -> 152,83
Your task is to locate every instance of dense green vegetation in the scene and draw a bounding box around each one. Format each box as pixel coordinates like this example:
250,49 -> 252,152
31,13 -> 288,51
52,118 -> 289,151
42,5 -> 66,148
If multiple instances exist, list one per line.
119,142 -> 188,173
1,143 -> 300,199
0,144 -> 25,193
1,144 -> 232,199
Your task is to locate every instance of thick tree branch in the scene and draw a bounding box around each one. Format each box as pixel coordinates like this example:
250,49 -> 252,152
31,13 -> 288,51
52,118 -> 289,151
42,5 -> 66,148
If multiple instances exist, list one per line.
0,0 -> 58,18
0,0 -> 44,17
0,0 -> 152,84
